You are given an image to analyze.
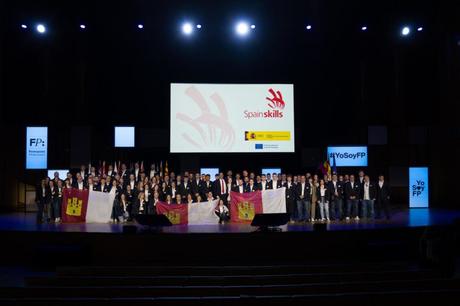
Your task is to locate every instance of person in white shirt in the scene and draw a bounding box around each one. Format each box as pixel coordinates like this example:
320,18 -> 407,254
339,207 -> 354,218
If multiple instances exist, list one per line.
360,175 -> 376,220
284,175 -> 296,222
258,175 -> 269,191
295,175 -> 312,222
77,176 -> 85,190
316,179 -> 330,221
215,199 -> 230,224
233,179 -> 245,194
149,164 -> 156,179
271,173 -> 280,189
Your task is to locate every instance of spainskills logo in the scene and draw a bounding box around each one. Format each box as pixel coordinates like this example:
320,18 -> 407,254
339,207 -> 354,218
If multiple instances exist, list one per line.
244,88 -> 286,119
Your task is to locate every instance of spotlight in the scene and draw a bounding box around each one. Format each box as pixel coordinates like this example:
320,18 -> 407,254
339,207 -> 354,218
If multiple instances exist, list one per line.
417,27 -> 423,32
196,24 -> 202,29
401,26 -> 410,36
182,22 -> 193,35
250,24 -> 256,29
80,24 -> 86,29
21,24 -> 27,29
361,26 -> 367,31
306,24 -> 312,30
137,24 -> 144,29
236,22 -> 250,36
36,24 -> 46,34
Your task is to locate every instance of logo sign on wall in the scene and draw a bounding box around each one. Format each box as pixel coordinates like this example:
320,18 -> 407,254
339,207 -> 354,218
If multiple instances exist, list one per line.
26,127 -> 48,169
327,146 -> 368,167
409,167 -> 429,208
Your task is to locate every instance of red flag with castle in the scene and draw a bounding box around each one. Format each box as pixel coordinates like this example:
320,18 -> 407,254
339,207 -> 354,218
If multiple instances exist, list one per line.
61,188 -> 89,223
230,191 -> 263,223
156,202 -> 188,225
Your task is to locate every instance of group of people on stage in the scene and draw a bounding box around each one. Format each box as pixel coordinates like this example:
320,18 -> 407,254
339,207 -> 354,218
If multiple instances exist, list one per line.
35,162 -> 391,224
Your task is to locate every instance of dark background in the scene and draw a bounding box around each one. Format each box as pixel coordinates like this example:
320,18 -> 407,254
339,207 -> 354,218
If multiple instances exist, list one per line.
0,0 -> 459,210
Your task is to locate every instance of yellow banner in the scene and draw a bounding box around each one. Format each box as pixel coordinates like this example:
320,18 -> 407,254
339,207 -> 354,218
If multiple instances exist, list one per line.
245,131 -> 291,141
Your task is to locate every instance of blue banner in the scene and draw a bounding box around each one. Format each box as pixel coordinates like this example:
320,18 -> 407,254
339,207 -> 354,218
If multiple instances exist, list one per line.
327,146 -> 368,167
26,127 -> 48,169
409,167 -> 429,208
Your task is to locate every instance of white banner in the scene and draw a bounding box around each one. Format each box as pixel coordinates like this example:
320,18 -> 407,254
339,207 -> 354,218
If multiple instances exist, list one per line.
86,190 -> 116,223
188,200 -> 220,225
262,187 -> 286,214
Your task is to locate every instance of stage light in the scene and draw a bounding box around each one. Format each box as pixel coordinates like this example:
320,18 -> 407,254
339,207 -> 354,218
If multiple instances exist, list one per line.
137,24 -> 144,29
236,22 -> 250,36
80,24 -> 86,29
36,24 -> 46,34
182,22 -> 193,35
361,26 -> 367,31
401,26 -> 410,36
21,24 -> 27,29
251,24 -> 256,29
196,24 -> 202,29
306,24 -> 312,30
417,27 -> 423,32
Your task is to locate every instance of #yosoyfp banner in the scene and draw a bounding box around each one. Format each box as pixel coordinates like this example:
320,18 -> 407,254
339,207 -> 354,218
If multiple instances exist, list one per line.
61,188 -> 89,223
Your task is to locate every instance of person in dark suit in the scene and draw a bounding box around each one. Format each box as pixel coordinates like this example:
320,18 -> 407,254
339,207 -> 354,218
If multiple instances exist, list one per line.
284,175 -> 296,222
244,178 -> 257,193
66,172 -> 77,189
375,175 -> 391,220
52,171 -> 63,187
360,175 -> 377,220
328,174 -> 344,220
36,179 -> 51,223
119,163 -> 129,182
174,194 -> 183,204
345,175 -> 361,221
178,175 -> 192,200
53,180 -> 64,223
191,173 -> 203,200
316,179 -> 331,221
213,173 -> 228,204
270,173 -> 282,190
48,180 -> 57,221
200,175 -> 213,199
132,193 -> 147,216
257,174 -> 271,191
295,175 -> 311,222
232,178 -> 246,194
97,178 -> 110,192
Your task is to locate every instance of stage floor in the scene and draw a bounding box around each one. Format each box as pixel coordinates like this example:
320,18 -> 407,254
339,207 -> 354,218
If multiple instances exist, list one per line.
0,209 -> 459,234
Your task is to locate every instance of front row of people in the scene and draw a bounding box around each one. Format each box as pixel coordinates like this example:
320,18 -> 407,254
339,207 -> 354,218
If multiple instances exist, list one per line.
36,170 -> 391,224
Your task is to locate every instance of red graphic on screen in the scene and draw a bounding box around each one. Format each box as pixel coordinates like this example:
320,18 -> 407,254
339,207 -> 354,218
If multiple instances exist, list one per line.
176,86 -> 235,151
266,88 -> 285,109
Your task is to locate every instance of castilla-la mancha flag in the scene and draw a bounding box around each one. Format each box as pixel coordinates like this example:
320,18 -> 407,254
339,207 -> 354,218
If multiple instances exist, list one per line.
156,202 -> 188,225
230,188 -> 287,223
61,188 -> 89,223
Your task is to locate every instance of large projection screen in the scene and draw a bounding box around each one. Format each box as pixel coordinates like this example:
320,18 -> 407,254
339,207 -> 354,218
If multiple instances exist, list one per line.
170,83 -> 294,153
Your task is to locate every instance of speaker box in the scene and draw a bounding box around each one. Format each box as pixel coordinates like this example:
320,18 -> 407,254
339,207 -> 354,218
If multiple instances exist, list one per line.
313,223 -> 327,232
251,213 -> 290,228
135,214 -> 173,227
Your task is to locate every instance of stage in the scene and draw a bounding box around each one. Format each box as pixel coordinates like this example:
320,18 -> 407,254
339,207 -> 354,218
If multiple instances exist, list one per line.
0,208 -> 459,234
